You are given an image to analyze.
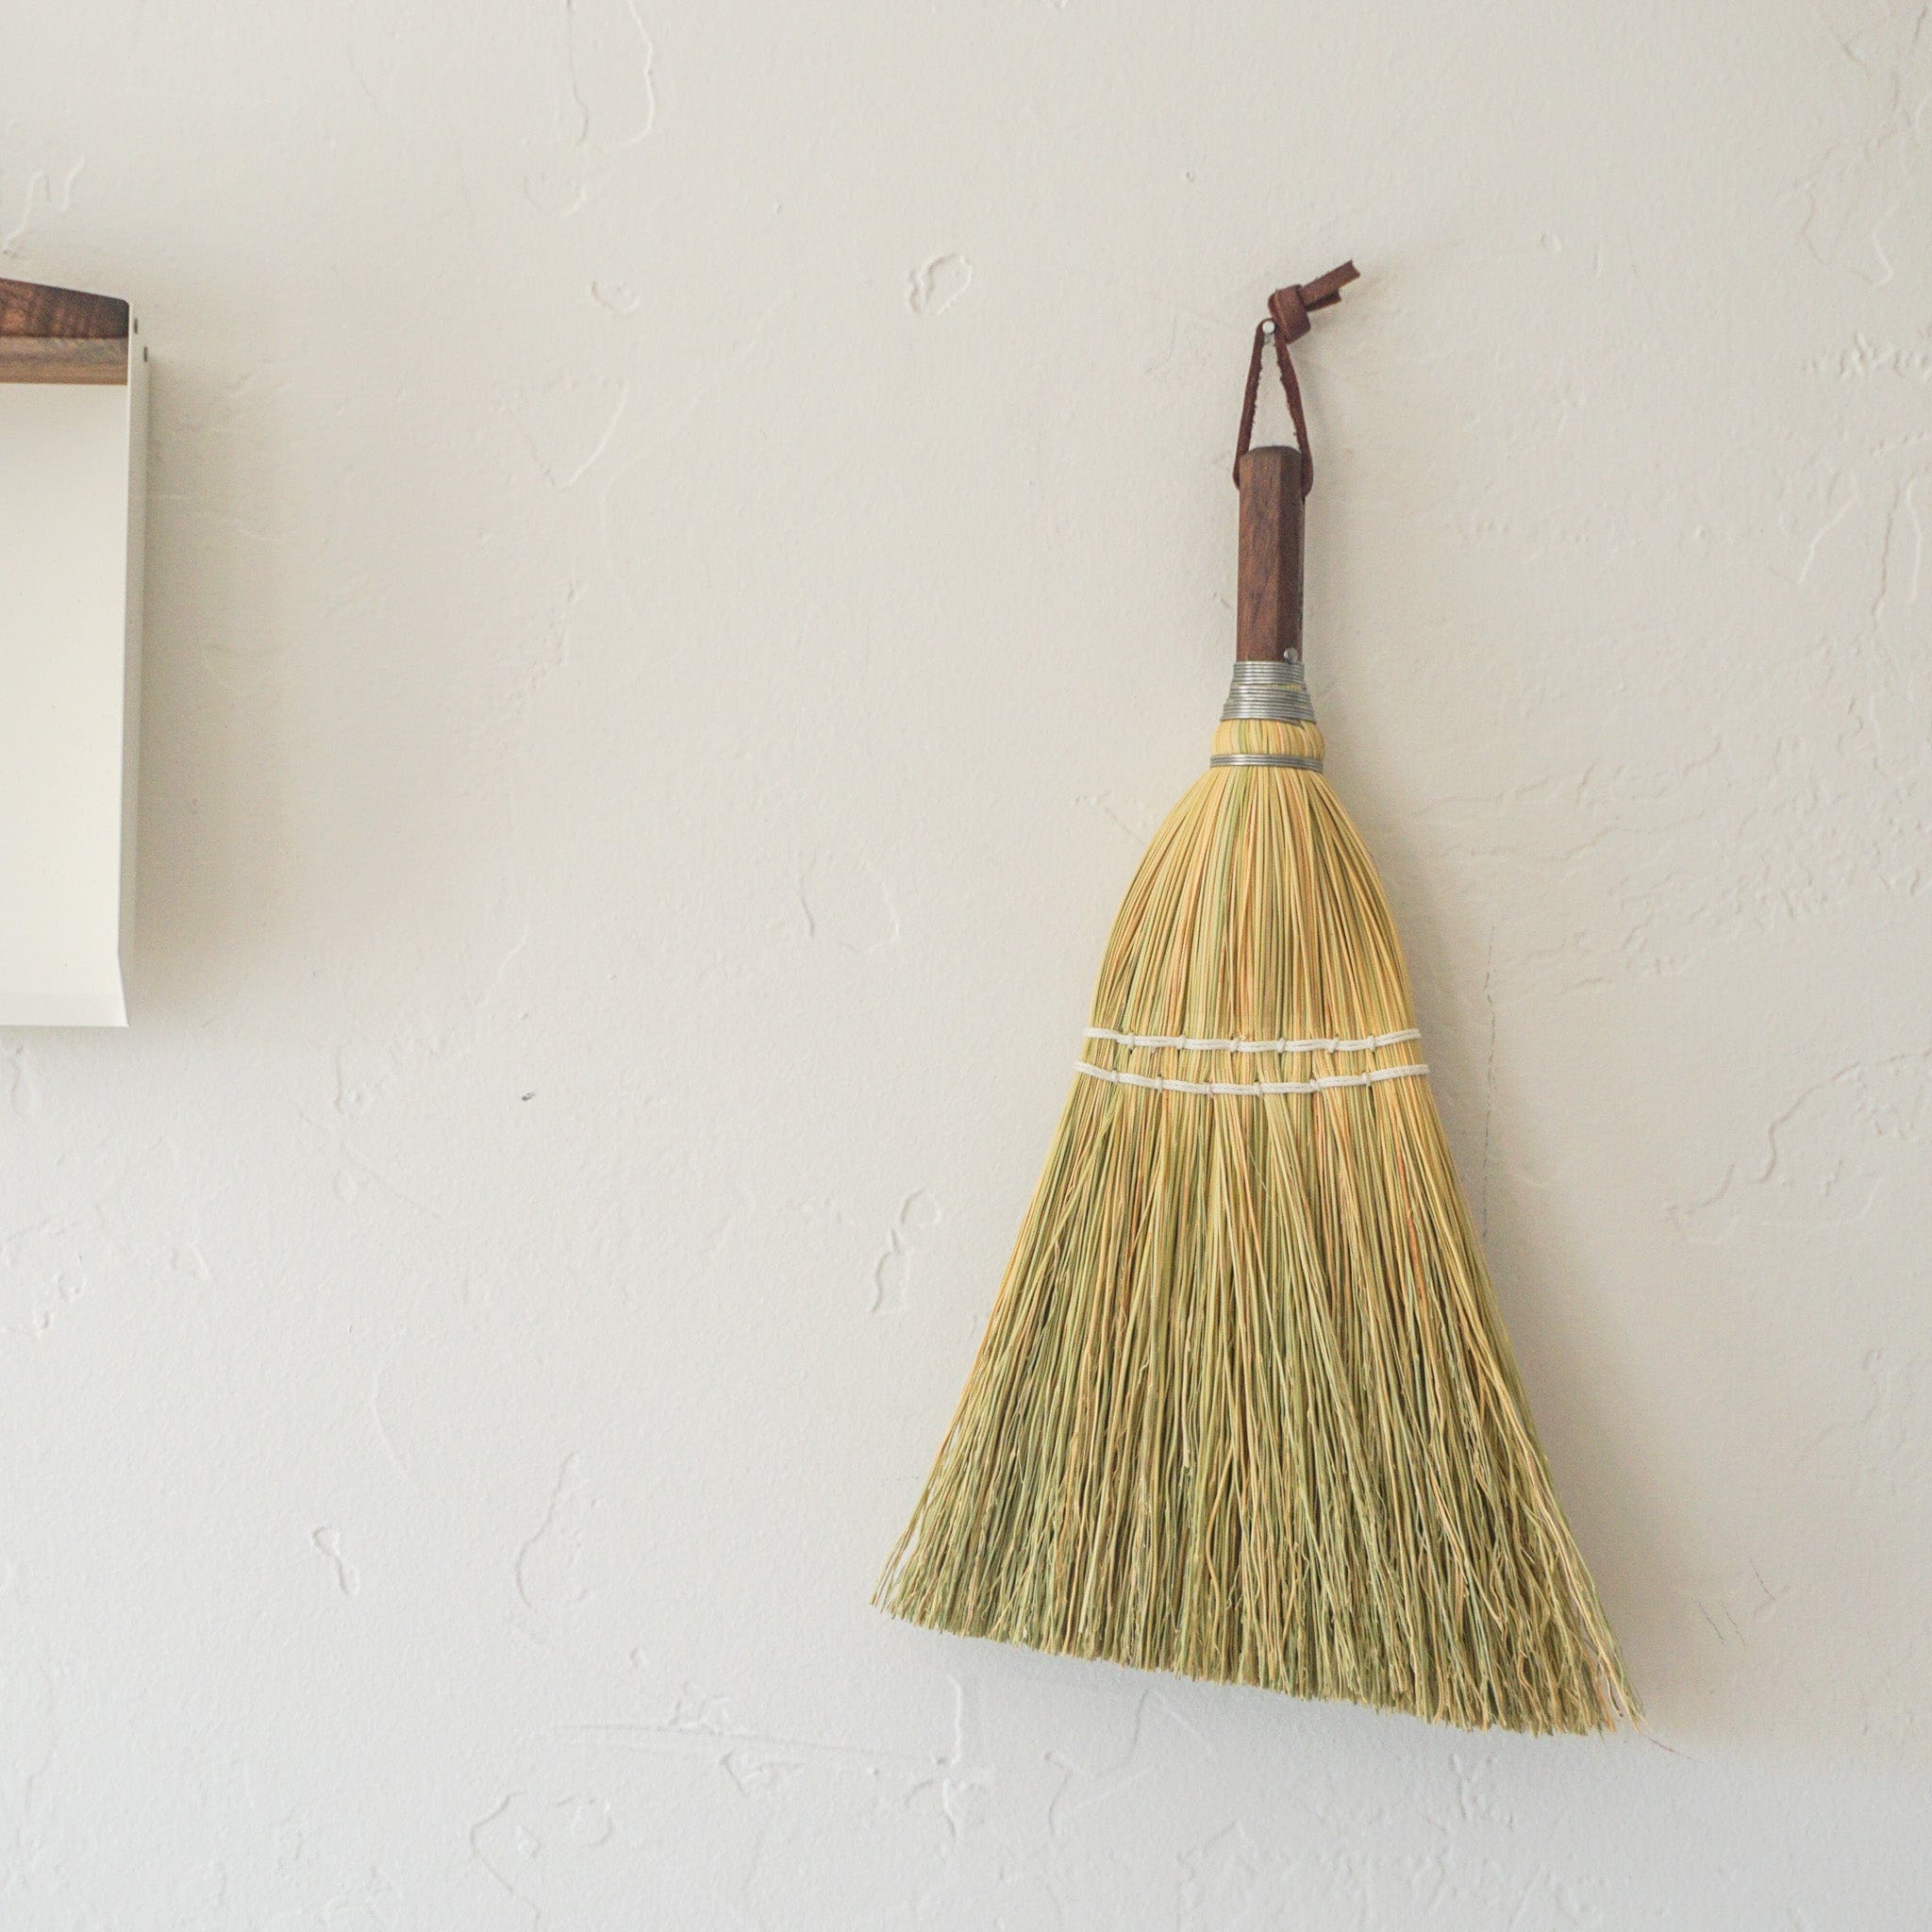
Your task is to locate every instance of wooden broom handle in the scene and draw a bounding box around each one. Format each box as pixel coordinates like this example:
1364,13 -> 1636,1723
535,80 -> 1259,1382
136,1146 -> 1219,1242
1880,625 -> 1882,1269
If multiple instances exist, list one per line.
1233,261 -> 1356,662
1236,446 -> 1306,662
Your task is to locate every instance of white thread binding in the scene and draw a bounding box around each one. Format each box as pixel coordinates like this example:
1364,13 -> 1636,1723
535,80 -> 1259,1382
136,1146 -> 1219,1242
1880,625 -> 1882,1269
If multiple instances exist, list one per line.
1075,1061 -> 1429,1097
1084,1026 -> 1420,1055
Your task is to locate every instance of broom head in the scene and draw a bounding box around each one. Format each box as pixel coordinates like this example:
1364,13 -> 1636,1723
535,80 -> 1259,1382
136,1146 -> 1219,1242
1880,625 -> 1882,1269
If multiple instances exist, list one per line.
876,442 -> 1634,1735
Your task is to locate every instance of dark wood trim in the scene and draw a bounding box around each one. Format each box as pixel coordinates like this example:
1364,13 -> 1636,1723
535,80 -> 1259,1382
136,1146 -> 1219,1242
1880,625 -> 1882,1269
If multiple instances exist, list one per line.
0,277 -> 129,340
0,338 -> 129,384
0,277 -> 132,386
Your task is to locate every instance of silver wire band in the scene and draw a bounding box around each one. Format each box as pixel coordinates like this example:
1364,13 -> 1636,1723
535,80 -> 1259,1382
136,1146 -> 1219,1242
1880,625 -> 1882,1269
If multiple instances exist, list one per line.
1210,752 -> 1324,769
1221,658 -> 1314,724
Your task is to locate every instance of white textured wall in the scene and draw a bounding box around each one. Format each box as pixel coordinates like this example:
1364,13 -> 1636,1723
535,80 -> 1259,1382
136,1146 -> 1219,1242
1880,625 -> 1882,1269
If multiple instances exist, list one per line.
3,2 -> 1929,1924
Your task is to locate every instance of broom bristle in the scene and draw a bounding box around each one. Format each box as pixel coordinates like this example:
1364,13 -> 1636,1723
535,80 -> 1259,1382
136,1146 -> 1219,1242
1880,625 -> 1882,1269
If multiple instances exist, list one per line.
877,714 -> 1637,1734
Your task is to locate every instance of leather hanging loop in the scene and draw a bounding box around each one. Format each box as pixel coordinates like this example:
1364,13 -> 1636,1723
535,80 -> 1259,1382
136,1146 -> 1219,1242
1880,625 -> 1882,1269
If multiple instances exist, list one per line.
1233,260 -> 1357,495
1268,284 -> 1311,346
1233,319 -> 1272,488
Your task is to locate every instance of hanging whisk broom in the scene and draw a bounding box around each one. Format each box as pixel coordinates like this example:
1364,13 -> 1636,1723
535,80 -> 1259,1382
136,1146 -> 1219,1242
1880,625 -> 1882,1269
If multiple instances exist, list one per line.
876,263 -> 1636,1734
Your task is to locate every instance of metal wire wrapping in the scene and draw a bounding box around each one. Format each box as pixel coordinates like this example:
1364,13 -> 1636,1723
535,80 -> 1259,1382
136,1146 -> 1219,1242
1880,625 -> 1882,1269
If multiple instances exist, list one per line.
1212,659 -> 1321,765
1220,658 -> 1315,723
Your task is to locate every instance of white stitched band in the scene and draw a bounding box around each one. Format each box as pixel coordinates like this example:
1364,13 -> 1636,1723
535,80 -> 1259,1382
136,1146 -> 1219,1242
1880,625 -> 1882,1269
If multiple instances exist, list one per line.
1085,1026 -> 1420,1055
1076,1061 -> 1429,1096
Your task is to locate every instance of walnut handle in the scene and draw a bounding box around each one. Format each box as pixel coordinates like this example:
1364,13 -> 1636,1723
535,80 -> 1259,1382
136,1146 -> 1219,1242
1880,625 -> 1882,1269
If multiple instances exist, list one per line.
1235,445 -> 1304,663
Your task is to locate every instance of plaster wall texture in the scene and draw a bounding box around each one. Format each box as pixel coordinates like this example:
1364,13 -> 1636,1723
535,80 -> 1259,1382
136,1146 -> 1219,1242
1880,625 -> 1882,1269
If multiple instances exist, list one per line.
2,1 -> 1929,1924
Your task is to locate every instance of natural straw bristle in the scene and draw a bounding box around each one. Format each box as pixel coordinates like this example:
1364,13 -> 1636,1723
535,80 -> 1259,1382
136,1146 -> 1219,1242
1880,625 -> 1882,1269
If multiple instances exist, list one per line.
877,716 -> 1636,1734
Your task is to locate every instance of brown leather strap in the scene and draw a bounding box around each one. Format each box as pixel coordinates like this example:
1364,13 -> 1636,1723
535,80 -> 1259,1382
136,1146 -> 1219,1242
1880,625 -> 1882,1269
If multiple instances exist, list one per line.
1233,260 -> 1357,494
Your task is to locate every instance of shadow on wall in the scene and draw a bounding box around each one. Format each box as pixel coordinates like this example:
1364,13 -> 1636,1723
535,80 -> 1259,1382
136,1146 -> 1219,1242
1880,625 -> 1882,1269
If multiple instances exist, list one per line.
129,357 -> 296,1014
